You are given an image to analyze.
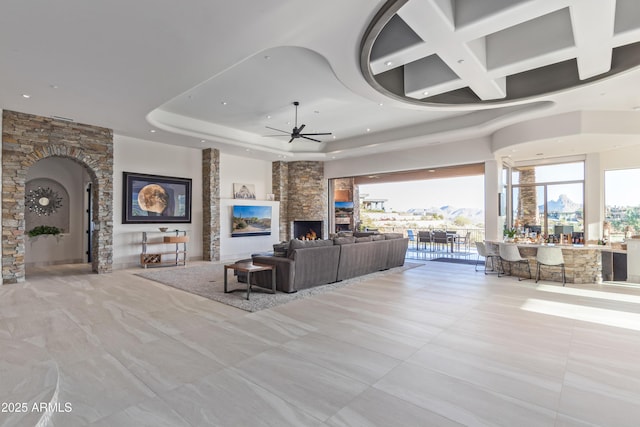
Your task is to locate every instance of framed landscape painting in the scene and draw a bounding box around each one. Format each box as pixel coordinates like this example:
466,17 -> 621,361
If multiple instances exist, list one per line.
122,172 -> 192,224
232,205 -> 272,237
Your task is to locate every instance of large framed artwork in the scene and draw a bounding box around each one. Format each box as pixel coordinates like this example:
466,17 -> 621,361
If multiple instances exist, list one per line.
122,172 -> 192,224
231,205 -> 272,237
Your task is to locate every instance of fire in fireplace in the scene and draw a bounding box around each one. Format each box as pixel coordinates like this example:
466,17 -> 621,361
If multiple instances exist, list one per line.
292,220 -> 323,240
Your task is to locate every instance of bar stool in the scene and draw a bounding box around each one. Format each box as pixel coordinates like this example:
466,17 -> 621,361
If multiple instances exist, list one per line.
535,246 -> 566,285
475,242 -> 499,274
498,243 -> 531,280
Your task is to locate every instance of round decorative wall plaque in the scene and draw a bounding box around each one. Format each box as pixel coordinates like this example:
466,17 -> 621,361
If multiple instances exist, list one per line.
25,187 -> 63,216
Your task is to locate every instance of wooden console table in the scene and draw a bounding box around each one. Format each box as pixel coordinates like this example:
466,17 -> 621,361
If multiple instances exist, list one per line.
223,261 -> 275,300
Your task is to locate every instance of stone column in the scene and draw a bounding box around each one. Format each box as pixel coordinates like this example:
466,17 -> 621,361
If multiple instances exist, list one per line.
516,167 -> 539,228
202,148 -> 220,261
272,161 -> 289,242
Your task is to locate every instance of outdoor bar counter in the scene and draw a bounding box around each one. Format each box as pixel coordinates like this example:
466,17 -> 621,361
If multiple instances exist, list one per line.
486,241 -> 628,284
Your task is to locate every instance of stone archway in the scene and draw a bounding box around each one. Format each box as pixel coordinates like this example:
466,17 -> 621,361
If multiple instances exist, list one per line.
2,110 -> 113,284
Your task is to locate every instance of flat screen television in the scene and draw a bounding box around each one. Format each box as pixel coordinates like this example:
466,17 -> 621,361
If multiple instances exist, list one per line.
335,201 -> 354,215
231,205 -> 272,237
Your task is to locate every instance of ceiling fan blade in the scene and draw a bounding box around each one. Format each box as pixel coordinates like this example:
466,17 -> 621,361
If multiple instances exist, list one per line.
301,136 -> 322,143
265,126 -> 289,134
264,134 -> 290,137
289,136 -> 294,143
297,124 -> 305,133
300,132 -> 332,136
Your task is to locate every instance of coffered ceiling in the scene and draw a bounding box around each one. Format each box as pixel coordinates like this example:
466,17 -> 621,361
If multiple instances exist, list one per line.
1,0 -> 640,162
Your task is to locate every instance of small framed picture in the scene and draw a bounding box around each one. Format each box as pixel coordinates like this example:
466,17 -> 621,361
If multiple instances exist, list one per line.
233,183 -> 256,199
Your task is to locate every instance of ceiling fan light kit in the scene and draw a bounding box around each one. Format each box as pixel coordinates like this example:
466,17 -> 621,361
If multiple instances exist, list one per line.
265,101 -> 332,143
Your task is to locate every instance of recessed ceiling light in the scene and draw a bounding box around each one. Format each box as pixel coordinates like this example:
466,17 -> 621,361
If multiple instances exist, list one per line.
50,84 -> 58,89
266,115 -> 271,119
245,148 -> 250,152
200,139 -> 205,143
22,94 -> 31,98
422,91 -> 429,96
332,135 -> 336,139
286,121 -> 291,125
428,169 -> 435,173
221,101 -> 227,105
366,128 -> 371,132
264,55 -> 271,60
385,61 -> 393,66
149,129 -> 156,133
378,102 -> 383,106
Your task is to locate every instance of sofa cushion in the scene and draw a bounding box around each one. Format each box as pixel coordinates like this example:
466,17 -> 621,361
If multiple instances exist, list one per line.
355,236 -> 372,243
334,236 -> 356,245
288,238 -> 334,258
273,242 -> 288,257
384,233 -> 403,240
372,234 -> 386,241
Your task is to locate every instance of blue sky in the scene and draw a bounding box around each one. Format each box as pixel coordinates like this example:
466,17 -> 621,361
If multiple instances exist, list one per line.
233,205 -> 271,218
360,175 -> 485,212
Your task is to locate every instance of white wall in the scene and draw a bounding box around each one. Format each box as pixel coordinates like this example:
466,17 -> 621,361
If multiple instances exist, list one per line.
219,199 -> 280,262
219,153 -> 276,260
325,137 -> 494,179
113,135 -> 203,269
219,153 -> 273,199
112,139 -> 275,268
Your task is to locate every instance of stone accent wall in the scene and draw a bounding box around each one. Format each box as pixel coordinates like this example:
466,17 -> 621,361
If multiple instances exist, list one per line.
2,110 -> 113,283
510,245 -> 602,284
272,161 -> 326,240
515,167 -> 539,227
272,161 -> 289,242
202,148 -> 220,261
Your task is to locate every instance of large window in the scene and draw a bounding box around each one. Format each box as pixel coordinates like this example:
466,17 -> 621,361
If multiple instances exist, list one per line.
605,168 -> 640,242
511,162 -> 584,236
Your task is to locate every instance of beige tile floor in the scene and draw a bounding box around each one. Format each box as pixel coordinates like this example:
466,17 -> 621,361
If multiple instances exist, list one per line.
2,261 -> 640,426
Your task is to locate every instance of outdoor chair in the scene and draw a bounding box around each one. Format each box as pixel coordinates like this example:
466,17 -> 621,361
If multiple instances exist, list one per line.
433,231 -> 452,252
417,231 -> 432,251
535,246 -> 566,285
498,243 -> 531,280
456,231 -> 471,252
475,241 -> 499,274
407,229 -> 417,249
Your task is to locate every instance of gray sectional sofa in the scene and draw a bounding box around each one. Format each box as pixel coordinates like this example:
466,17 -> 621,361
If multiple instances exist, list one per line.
250,233 -> 409,293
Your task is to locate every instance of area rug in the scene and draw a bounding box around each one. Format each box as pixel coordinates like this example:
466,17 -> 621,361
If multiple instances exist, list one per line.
431,257 -> 479,266
136,262 -> 422,312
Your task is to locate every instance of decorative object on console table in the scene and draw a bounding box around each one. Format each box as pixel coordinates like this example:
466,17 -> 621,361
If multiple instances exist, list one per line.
123,172 -> 192,224
140,230 -> 188,268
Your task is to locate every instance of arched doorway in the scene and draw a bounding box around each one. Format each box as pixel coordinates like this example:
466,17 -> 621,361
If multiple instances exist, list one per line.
2,110 -> 113,284
25,157 -> 91,268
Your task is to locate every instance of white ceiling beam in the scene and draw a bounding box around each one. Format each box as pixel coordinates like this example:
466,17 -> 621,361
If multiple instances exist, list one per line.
370,42 -> 434,75
398,0 -> 506,100
570,0 -> 616,80
454,0 -> 571,40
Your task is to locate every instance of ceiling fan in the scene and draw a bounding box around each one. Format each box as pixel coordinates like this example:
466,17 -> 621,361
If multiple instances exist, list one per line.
265,101 -> 332,143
